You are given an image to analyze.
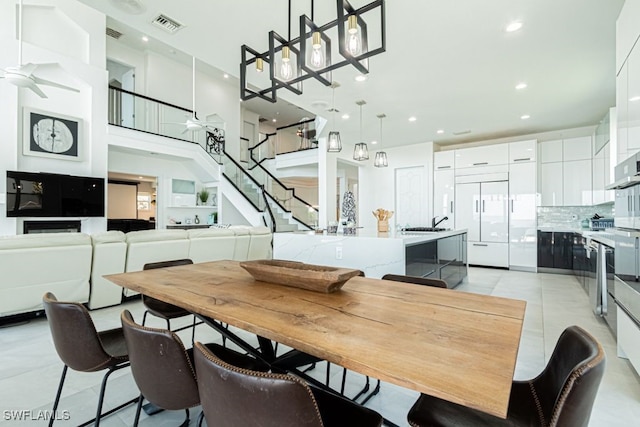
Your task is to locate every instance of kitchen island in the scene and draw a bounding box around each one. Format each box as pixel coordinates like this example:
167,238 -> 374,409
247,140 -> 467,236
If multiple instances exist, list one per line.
274,229 -> 467,288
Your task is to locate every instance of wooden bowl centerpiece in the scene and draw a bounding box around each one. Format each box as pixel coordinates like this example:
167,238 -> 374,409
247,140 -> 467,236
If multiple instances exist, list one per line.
239,259 -> 361,293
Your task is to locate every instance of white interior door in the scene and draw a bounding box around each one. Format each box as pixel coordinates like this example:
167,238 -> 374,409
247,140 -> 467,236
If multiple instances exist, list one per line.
395,166 -> 426,228
480,181 -> 508,243
455,182 -> 480,241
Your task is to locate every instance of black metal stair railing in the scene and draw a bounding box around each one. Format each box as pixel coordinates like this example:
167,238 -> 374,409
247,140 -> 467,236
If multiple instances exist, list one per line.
246,124 -> 318,229
106,85 -> 313,231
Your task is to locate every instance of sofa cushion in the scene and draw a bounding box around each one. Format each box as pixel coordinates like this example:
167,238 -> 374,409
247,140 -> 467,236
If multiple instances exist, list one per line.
89,231 -> 127,310
0,232 -> 90,250
188,228 -> 237,263
91,230 -> 126,244
126,229 -> 188,243
0,233 -> 91,317
188,228 -> 235,238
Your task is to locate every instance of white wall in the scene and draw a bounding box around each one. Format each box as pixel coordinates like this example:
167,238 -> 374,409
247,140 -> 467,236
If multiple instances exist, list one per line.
0,0 -> 109,235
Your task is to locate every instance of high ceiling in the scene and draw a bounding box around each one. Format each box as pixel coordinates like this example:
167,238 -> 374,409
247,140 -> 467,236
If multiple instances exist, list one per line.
79,0 -> 625,150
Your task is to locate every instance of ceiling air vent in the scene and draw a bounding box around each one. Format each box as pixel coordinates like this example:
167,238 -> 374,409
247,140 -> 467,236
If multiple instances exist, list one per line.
152,14 -> 184,34
258,118 -> 268,123
452,130 -> 471,136
106,27 -> 123,40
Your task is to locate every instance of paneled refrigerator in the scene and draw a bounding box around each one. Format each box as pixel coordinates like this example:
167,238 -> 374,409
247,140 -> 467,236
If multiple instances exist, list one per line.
455,177 -> 509,267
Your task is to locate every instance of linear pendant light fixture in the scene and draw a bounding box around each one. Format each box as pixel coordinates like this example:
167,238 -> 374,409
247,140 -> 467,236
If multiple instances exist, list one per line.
327,82 -> 342,152
353,100 -> 369,161
374,113 -> 388,167
240,0 -> 386,103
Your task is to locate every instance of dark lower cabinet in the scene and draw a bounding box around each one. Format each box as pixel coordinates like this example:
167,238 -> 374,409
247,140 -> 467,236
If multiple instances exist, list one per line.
537,231 -> 574,270
405,233 -> 467,288
553,232 -> 574,269
537,231 -> 554,267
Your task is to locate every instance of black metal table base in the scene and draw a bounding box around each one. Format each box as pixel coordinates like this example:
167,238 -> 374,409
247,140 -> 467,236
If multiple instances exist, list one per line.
197,314 -> 399,426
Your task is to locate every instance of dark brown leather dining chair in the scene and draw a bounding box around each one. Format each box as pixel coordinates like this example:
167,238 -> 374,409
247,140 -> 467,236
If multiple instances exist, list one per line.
42,292 -> 136,427
381,273 -> 447,288
121,309 -> 268,427
407,325 -> 606,427
193,341 -> 383,427
141,259 -> 198,343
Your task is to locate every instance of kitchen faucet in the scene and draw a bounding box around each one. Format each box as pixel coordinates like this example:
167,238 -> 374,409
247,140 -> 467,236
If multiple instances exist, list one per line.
432,216 -> 449,228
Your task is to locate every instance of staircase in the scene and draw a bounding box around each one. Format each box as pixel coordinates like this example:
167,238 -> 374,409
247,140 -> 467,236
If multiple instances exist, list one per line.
221,149 -> 314,232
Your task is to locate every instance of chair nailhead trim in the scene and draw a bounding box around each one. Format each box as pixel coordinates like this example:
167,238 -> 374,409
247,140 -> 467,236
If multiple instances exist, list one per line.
197,344 -> 324,425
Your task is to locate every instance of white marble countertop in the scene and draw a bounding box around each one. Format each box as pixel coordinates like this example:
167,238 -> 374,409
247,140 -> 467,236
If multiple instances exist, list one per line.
283,228 -> 467,245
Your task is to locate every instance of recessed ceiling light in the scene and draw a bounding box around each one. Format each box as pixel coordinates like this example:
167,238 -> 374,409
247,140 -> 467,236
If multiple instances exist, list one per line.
436,129 -> 444,134
515,82 -> 527,90
141,35 -> 149,42
506,21 -> 523,32
223,73 -> 229,79
342,114 -> 350,119
371,140 -> 378,145
521,114 -> 530,120
408,116 -> 417,122
138,176 -> 143,179
272,118 -> 277,122
355,75 -> 367,82
630,96 -> 640,102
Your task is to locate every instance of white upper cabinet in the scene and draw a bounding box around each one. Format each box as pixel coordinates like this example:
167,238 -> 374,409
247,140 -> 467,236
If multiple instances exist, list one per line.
563,160 -> 592,206
628,41 -> 640,153
454,144 -> 508,169
592,148 -> 606,205
563,136 -> 592,161
509,140 -> 536,163
539,140 -> 563,163
434,151 -> 455,170
540,162 -> 563,206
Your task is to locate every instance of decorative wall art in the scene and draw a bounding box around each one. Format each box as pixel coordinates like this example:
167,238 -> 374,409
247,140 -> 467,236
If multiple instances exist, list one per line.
206,128 -> 225,155
23,108 -> 82,160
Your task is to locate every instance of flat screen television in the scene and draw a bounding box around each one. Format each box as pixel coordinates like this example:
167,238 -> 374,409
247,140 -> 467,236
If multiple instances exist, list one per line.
7,171 -> 105,217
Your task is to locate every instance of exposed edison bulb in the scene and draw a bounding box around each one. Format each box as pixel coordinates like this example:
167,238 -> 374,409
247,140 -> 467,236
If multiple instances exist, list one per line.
347,15 -> 361,56
280,46 -> 293,80
255,57 -> 264,73
309,31 -> 325,69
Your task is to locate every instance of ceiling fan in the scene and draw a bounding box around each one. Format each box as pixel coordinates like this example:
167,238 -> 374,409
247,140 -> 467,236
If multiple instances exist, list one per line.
0,0 -> 80,98
168,56 -> 224,134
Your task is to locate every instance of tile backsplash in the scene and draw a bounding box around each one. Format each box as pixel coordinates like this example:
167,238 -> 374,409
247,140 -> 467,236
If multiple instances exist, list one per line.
537,205 -> 614,229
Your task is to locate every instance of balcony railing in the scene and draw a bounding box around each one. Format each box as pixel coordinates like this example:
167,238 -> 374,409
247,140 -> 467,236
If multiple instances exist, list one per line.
108,85 -> 213,152
250,118 -> 318,166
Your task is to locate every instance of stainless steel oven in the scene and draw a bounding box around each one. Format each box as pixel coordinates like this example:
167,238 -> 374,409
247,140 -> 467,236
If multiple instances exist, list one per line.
609,153 -> 640,337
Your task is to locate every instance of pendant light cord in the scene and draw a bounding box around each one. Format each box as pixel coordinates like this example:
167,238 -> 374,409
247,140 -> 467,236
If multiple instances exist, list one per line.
359,103 -> 363,142
287,0 -> 292,41
18,0 -> 23,65
331,87 -> 336,128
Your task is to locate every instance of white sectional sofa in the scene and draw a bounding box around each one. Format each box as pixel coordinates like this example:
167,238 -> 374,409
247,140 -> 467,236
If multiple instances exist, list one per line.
89,231 -> 127,310
0,233 -> 92,318
0,227 -> 273,317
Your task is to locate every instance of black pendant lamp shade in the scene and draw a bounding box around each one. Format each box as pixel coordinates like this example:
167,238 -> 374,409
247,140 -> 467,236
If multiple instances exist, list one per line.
353,100 -> 368,160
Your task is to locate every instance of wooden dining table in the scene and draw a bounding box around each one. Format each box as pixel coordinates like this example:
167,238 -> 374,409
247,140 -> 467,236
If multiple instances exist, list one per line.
106,260 -> 526,419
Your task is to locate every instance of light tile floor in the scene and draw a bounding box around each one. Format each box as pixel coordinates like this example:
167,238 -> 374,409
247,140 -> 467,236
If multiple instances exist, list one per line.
1,267 -> 639,426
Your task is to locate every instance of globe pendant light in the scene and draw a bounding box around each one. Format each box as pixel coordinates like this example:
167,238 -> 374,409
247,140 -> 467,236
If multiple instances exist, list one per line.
327,82 -> 342,152
353,100 -> 368,160
374,114 -> 388,167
